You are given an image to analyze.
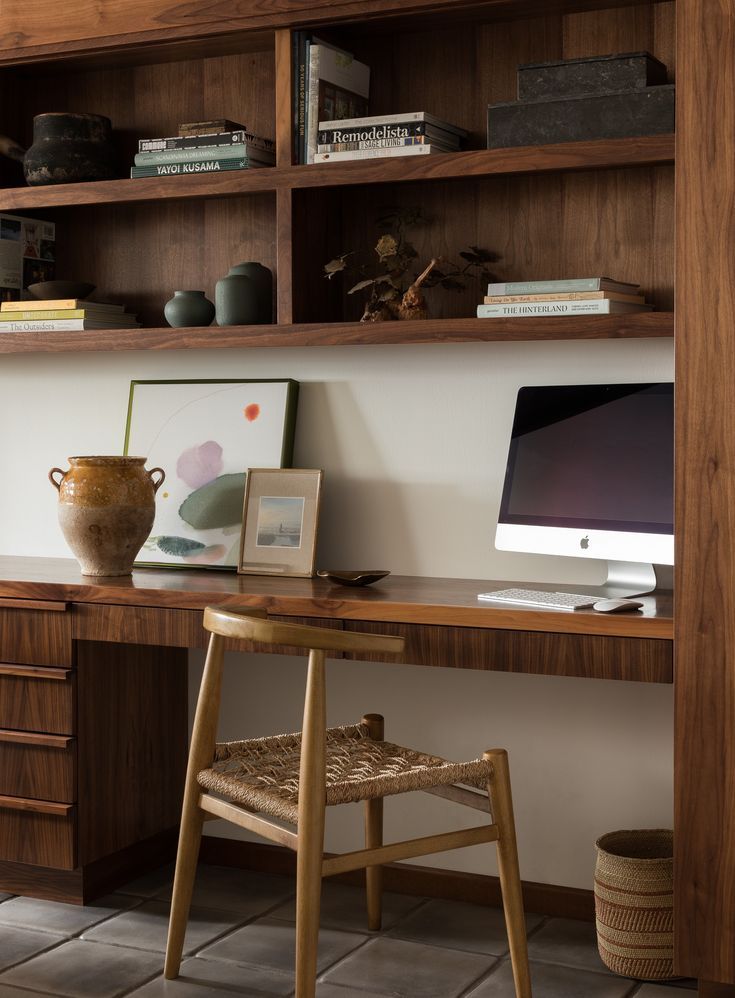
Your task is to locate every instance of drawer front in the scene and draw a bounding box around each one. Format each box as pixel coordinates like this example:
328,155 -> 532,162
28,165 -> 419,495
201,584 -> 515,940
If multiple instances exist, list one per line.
0,602 -> 71,667
0,666 -> 74,734
0,796 -> 75,870
0,732 -> 75,802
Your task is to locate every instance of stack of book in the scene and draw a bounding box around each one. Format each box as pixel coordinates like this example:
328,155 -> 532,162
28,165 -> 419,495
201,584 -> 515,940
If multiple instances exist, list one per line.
315,111 -> 466,163
292,32 -> 371,164
0,299 -> 139,332
131,118 -> 275,179
476,277 -> 654,317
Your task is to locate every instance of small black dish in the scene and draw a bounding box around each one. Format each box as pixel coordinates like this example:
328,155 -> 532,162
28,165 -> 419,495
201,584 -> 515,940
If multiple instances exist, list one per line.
316,570 -> 390,587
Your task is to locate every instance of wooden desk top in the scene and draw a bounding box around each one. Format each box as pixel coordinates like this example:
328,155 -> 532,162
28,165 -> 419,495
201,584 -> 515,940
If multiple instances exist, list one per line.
0,556 -> 673,640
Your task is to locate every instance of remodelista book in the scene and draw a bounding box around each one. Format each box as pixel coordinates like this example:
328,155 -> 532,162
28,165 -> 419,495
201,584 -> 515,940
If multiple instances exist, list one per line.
486,277 -> 640,295
477,300 -> 653,316
318,121 -> 460,144
319,110 -> 468,137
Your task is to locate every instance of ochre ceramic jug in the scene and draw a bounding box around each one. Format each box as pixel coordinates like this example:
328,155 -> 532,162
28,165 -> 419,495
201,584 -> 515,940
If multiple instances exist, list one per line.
49,456 -> 165,576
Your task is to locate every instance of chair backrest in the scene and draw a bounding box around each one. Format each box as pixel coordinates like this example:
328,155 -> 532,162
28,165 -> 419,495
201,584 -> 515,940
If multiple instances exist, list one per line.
203,605 -> 405,657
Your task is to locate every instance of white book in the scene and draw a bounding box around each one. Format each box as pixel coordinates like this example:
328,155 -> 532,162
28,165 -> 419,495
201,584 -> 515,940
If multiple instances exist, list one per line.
0,319 -> 140,331
319,110 -> 467,137
314,145 -> 447,163
477,300 -> 653,317
306,44 -> 370,164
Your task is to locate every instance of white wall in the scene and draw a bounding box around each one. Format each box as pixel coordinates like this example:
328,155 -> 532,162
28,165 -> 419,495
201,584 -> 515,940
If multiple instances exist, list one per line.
0,337 -> 674,890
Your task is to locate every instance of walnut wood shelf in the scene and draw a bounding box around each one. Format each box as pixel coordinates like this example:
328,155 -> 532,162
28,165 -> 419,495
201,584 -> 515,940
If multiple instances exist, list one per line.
0,313 -> 674,354
0,135 -> 675,211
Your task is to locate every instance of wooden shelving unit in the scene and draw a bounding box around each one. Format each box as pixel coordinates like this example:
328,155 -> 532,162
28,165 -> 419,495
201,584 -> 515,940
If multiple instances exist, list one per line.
0,135 -> 674,210
0,4 -> 676,344
0,313 -> 674,355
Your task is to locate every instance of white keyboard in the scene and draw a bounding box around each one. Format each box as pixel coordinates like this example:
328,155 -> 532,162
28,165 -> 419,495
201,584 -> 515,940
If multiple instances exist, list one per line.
477,588 -> 597,611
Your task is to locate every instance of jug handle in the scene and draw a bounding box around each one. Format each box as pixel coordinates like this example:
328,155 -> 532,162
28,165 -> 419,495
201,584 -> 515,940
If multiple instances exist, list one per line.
48,468 -> 67,491
0,136 -> 26,163
148,467 -> 166,492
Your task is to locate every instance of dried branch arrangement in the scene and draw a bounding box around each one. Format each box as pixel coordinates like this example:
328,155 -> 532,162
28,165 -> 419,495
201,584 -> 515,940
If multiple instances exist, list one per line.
324,207 -> 500,322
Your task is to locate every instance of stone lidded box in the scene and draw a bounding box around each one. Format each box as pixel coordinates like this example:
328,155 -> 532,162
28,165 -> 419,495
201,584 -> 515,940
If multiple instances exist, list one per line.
487,84 -> 675,148
517,51 -> 668,101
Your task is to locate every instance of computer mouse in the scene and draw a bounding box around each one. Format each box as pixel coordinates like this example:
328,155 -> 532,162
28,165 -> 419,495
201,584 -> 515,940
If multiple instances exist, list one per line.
592,599 -> 644,613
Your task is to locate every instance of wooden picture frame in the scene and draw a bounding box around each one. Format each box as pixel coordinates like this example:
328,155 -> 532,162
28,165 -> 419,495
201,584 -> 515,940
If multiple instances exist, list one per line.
238,468 -> 323,577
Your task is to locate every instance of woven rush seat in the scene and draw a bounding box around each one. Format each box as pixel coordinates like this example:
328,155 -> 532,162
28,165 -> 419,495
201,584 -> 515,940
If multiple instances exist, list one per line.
197,721 -> 493,824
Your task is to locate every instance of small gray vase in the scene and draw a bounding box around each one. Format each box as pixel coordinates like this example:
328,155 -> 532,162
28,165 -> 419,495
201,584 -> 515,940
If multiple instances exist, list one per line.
215,262 -> 273,326
164,290 -> 215,328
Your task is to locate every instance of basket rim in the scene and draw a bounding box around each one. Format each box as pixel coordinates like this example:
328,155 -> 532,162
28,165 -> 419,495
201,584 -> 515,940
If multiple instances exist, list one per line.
596,828 -> 673,862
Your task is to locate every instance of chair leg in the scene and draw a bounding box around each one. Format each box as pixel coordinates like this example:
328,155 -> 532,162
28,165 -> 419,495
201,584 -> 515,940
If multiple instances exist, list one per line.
164,798 -> 204,979
484,749 -> 532,998
363,714 -> 385,931
295,649 -> 328,998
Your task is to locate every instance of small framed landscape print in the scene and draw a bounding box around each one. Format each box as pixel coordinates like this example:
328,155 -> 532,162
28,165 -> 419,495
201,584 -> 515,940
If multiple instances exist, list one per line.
124,379 -> 299,570
238,469 -> 323,577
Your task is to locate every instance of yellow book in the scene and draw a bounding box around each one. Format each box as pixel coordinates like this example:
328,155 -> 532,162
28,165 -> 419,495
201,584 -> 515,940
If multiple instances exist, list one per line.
0,299 -> 123,312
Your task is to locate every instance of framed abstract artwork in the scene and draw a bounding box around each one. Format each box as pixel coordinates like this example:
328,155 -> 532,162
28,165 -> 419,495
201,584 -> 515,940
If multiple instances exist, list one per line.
123,379 -> 299,569
238,468 -> 323,577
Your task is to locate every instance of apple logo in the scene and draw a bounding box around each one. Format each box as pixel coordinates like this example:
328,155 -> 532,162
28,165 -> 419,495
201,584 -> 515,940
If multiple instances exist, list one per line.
580,535 -> 590,550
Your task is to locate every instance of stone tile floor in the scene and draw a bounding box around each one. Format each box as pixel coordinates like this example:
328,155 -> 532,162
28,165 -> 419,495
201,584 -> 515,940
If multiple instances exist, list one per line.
0,865 -> 698,998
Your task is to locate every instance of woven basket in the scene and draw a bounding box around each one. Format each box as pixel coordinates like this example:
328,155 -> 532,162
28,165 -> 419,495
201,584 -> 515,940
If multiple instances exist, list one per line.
594,828 -> 674,981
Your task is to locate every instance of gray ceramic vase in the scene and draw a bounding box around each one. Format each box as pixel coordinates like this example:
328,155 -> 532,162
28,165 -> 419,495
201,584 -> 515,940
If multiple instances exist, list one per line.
164,290 -> 215,328
215,262 -> 273,326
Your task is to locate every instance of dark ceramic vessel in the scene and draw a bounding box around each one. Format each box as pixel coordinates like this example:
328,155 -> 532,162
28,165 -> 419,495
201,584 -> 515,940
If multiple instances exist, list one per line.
215,262 -> 273,326
24,113 -> 117,186
164,290 -> 215,328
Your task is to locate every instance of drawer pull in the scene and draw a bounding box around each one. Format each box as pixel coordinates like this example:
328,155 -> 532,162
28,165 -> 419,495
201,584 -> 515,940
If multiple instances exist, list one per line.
0,664 -> 72,681
0,794 -> 73,816
0,599 -> 68,613
0,730 -> 73,749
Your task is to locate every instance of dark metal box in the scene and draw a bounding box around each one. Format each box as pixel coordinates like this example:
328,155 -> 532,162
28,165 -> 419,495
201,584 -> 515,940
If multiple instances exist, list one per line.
517,52 -> 669,101
487,85 -> 675,149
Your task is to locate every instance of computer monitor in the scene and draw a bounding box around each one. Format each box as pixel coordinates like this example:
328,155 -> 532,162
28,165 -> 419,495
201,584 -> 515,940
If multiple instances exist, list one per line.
495,383 -> 674,595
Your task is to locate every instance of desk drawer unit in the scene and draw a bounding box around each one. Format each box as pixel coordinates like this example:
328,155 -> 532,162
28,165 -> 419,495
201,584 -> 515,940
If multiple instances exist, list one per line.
0,731 -> 75,802
0,665 -> 75,734
0,797 -> 75,870
0,601 -> 71,667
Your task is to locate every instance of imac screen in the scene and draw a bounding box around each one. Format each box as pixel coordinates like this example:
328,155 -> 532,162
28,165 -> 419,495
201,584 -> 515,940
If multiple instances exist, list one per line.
498,383 -> 674,535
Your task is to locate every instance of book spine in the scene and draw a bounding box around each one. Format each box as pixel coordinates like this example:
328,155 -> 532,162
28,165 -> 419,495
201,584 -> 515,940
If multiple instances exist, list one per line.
476,300 -> 645,316
483,291 -> 645,304
298,35 -> 309,164
134,145 -> 251,166
314,145 -> 437,162
486,279 -> 608,294
0,320 -> 99,330
138,131 -> 274,154
318,136 -> 455,153
306,43 -> 320,164
0,309 -> 109,320
317,122 -> 457,145
1,299 -> 80,311
130,158 -> 250,178
318,110 -> 467,136
138,131 -> 245,152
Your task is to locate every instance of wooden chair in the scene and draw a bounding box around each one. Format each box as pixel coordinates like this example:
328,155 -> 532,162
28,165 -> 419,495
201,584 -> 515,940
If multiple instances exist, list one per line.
164,606 -> 532,998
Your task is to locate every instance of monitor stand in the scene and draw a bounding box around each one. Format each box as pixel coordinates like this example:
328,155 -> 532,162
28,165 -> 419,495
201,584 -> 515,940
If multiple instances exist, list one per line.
603,561 -> 660,598
561,563 -> 671,599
